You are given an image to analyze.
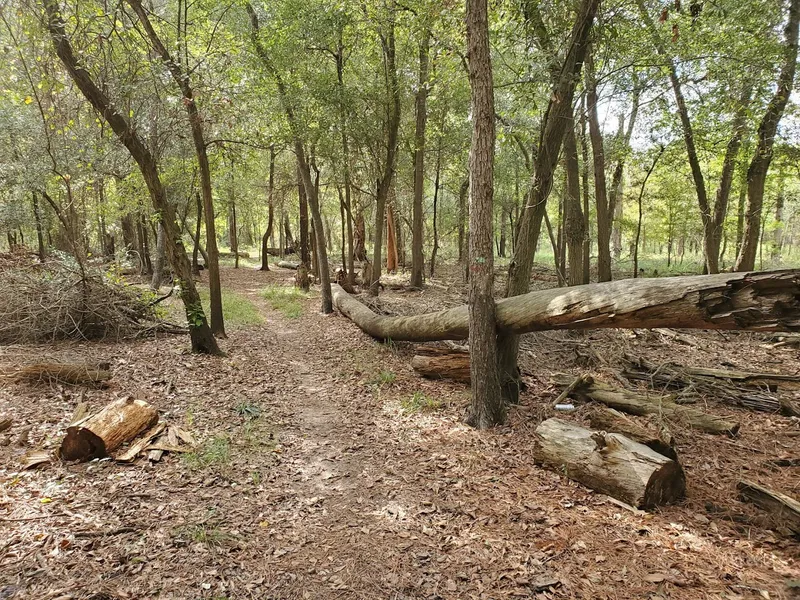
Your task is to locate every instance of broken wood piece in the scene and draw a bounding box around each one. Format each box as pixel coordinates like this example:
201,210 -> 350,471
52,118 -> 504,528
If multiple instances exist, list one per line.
737,479 -> 800,535
332,270 -> 800,342
588,407 -> 677,460
148,448 -> 164,462
533,418 -> 686,509
115,422 -> 166,462
0,417 -> 11,433
21,450 -> 51,470
560,376 -> 740,436
411,345 -> 470,383
60,397 -> 158,462
7,363 -> 112,386
554,375 -> 593,407
69,402 -> 90,426
15,425 -> 32,447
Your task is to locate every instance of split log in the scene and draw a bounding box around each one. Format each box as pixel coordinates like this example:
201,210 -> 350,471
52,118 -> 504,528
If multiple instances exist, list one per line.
561,376 -> 740,436
623,355 -> 800,416
277,260 -> 300,270
6,363 -> 112,386
60,397 -> 158,462
332,270 -> 800,342
737,479 -> 800,535
411,345 -> 471,383
0,417 -> 11,433
116,422 -> 166,462
533,418 -> 686,509
588,407 -> 677,460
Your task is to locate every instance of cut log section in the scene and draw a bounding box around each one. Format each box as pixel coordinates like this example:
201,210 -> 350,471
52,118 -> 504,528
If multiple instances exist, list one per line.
623,355 -> 800,416
411,345 -> 470,383
332,270 -> 800,342
588,407 -> 677,460
737,479 -> 800,535
6,363 -> 112,386
533,418 -> 686,509
560,376 -> 740,436
277,261 -> 301,270
60,397 -> 159,462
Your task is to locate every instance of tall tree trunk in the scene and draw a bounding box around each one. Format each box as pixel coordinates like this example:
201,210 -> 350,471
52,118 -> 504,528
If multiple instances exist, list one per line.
192,192 -> 202,274
499,0 -> 598,402
465,0 -> 504,429
430,147 -> 441,277
126,0 -> 224,336
335,40 -> 356,286
261,145 -> 275,271
773,181 -> 785,260
634,148 -> 665,277
137,214 -> 152,276
580,93 -> 592,284
609,85 -> 641,261
32,191 -> 46,261
386,202 -> 399,272
297,160 -> 310,267
43,0 -> 219,354
151,221 -> 166,289
736,0 -> 800,271
411,30 -> 431,288
563,118 -> 584,286
458,178 -> 468,263
229,168 -> 239,270
585,47 -> 612,282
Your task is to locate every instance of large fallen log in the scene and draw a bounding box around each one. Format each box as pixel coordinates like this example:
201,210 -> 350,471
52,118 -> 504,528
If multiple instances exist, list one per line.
277,260 -> 301,270
588,407 -> 677,460
561,376 -> 740,436
60,397 -> 159,461
411,345 -> 471,382
534,418 -> 686,509
737,479 -> 800,535
623,355 -> 800,416
5,363 -> 112,386
331,270 -> 800,342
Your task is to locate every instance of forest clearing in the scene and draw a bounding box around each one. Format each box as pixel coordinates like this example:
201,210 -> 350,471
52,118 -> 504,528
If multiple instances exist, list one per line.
3,0 -> 800,597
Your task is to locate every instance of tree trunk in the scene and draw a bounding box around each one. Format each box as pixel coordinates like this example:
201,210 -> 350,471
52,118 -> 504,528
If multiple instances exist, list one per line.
43,0 -> 219,354
736,0 -> 800,271
332,269 -> 800,343
60,397 -> 159,462
32,191 -> 46,261
335,39 -> 356,286
297,160 -> 310,267
534,418 -> 685,509
410,30 -> 430,288
499,0 -> 598,401
126,0 -> 224,336
386,201 -> 399,273
563,119 -> 585,285
585,47 -> 612,282
192,192 -> 202,274
580,94 -> 592,284
150,221 -> 166,289
457,178 -> 468,264
261,145 -> 276,271
430,146 -> 441,278
465,0 -> 504,429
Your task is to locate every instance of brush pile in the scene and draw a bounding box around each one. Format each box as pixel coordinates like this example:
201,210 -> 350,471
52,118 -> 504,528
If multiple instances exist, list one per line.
0,252 -> 177,343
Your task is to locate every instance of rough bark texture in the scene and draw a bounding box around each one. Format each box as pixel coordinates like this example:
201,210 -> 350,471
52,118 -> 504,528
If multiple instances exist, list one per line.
60,397 -> 159,462
261,145 -> 276,271
588,407 -> 677,460
563,118 -> 585,286
534,418 -> 686,509
736,0 -> 800,271
411,345 -> 470,383
565,377 -> 740,436
43,0 -> 219,354
333,270 -> 800,343
7,363 -> 112,386
737,479 -> 800,535
465,0 -> 504,428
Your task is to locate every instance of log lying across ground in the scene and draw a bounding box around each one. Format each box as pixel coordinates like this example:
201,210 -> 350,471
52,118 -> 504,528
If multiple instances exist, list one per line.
277,260 -> 301,270
534,418 -> 686,509
332,270 -> 800,342
588,407 -> 677,460
623,355 -> 800,417
737,480 -> 800,535
561,376 -> 740,436
411,345 -> 471,382
60,397 -> 158,461
5,363 -> 112,386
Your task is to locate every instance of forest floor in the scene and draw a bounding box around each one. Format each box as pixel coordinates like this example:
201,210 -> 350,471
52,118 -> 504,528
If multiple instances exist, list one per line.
1,263 -> 800,600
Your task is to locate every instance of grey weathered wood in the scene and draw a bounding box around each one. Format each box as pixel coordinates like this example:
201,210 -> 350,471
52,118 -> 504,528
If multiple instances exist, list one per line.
332,270 -> 800,342
533,418 -> 685,509
588,407 -> 677,460
737,479 -> 800,535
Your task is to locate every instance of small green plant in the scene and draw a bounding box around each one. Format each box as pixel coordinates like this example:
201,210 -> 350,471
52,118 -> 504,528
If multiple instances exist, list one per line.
234,401 -> 262,419
250,471 -> 261,485
261,285 -> 307,319
401,391 -> 442,414
177,523 -> 233,547
370,370 -> 396,387
183,436 -> 231,470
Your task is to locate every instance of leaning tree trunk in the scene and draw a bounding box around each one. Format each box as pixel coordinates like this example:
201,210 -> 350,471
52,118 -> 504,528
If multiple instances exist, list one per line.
332,270 -> 800,342
43,0 -> 219,354
736,0 -> 800,271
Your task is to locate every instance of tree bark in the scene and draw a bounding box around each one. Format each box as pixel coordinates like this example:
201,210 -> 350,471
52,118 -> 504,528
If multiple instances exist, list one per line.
737,480 -> 800,536
333,270 -> 800,345
411,345 -> 470,383
563,120 -> 584,286
150,221 -> 166,289
465,0 -> 504,428
43,0 -> 219,354
386,201 -> 399,272
410,30 -> 430,289
261,145 -> 276,271
534,418 -> 685,509
32,191 -> 46,261
736,0 -> 800,271
60,397 -> 159,462
588,407 -> 676,460
126,0 -> 224,336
